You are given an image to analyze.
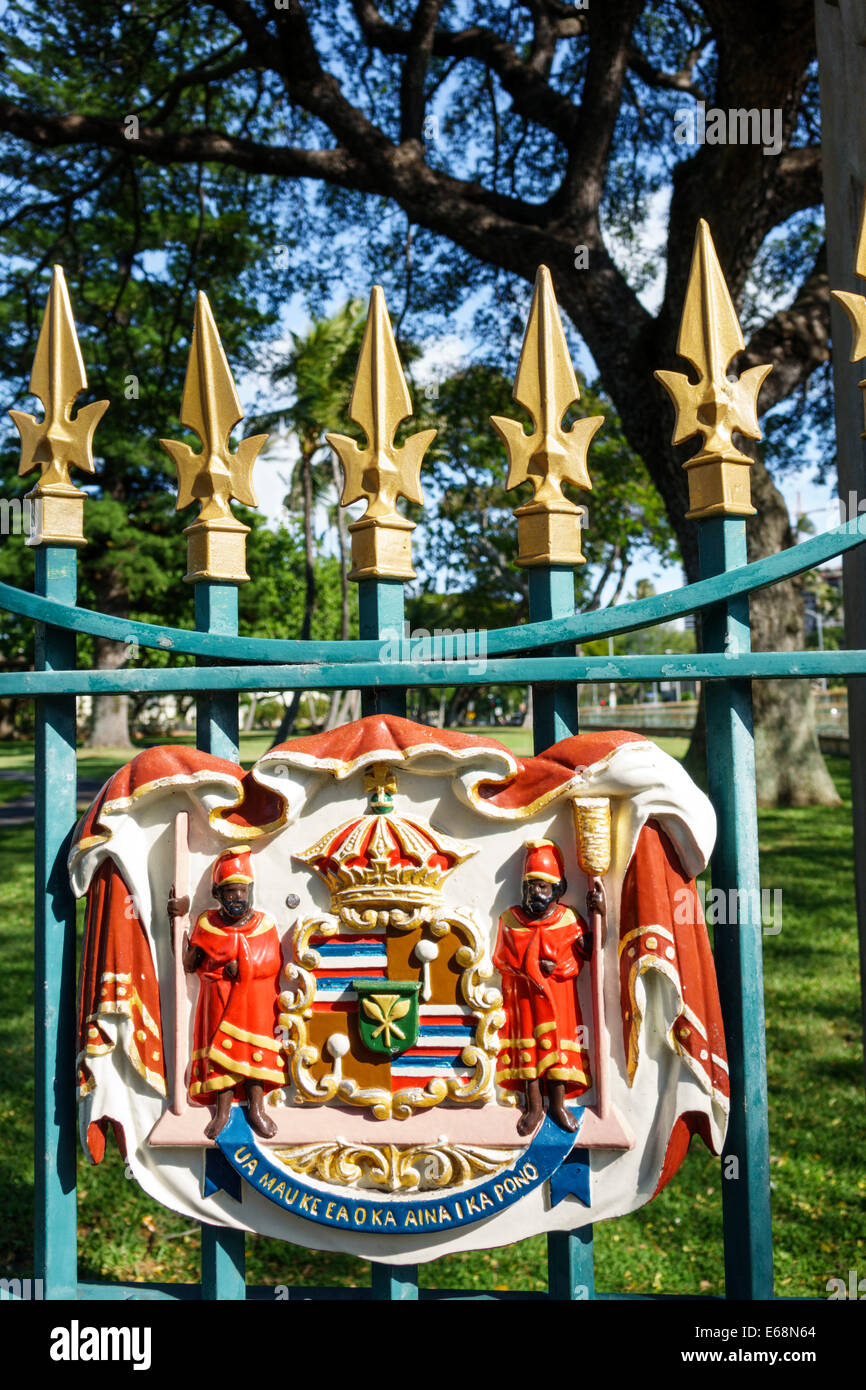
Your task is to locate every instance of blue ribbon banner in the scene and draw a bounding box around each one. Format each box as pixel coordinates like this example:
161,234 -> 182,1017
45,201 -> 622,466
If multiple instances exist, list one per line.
213,1106 -> 590,1233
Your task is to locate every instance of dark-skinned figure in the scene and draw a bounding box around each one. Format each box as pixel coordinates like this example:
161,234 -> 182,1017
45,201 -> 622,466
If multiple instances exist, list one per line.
168,846 -> 283,1140
494,839 -> 599,1135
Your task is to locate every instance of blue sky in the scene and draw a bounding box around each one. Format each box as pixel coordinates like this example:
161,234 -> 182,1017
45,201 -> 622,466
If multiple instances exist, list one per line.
242,208 -> 842,607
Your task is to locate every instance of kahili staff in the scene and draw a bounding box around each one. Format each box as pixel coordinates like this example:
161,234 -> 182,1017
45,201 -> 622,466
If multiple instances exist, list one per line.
572,798 -> 612,1121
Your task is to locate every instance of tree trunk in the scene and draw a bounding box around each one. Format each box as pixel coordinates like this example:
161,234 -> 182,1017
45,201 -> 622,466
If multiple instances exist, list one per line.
86,568 -> 133,749
325,690 -> 342,730
747,458 -> 840,805
332,453 -> 351,642
0,699 -> 27,738
346,689 -> 361,721
273,444 -> 318,748
325,688 -> 360,730
301,444 -> 315,643
445,686 -> 473,727
273,689 -> 302,746
682,456 -> 840,806
303,690 -> 320,729
87,635 -> 132,748
522,690 -> 533,730
545,244 -> 838,807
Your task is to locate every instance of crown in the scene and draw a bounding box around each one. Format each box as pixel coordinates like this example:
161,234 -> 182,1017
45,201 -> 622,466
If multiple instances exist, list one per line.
293,763 -> 475,912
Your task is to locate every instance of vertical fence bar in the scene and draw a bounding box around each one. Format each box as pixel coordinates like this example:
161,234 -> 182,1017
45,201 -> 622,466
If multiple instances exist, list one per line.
547,1227 -> 594,1300
371,1262 -> 419,1301
529,566 -> 579,750
333,282 -> 420,1297
33,545 -> 79,1299
195,583 -> 241,756
528,564 -> 595,1301
359,578 -> 405,718
359,577 -> 417,1297
195,579 -> 246,1300
698,517 -> 773,1300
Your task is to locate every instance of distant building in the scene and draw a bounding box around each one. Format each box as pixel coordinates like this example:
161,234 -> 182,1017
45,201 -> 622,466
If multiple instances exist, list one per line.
803,565 -> 844,640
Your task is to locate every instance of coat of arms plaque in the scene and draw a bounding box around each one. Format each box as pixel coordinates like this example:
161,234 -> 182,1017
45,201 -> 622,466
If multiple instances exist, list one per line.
72,716 -> 728,1261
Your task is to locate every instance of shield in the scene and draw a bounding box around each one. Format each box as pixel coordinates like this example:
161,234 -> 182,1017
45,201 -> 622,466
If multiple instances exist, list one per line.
72,718 -> 728,1261
355,979 -> 420,1055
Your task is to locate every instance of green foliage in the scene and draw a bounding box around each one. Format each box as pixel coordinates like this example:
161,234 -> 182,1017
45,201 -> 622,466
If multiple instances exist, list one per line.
0,0 -> 827,507
412,365 -> 678,628
240,512 -> 353,643
265,300 -> 368,455
0,0 -> 283,666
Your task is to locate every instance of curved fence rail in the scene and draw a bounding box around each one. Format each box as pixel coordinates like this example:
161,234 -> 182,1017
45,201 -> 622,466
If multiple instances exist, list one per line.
1,514 -> 864,671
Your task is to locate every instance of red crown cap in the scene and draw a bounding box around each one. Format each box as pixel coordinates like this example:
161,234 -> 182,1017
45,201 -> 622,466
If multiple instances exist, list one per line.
523,839 -> 564,883
213,845 -> 254,887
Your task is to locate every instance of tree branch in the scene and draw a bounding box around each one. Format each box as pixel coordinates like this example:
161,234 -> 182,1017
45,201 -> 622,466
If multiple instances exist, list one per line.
587,544 -> 619,609
526,1 -> 557,77
767,145 -> 823,226
0,94 -> 552,233
556,1 -> 643,224
0,98 -> 367,181
627,39 -> 710,102
203,0 -> 274,58
400,0 -> 443,142
739,243 -> 829,412
144,39 -> 251,125
351,0 -> 581,142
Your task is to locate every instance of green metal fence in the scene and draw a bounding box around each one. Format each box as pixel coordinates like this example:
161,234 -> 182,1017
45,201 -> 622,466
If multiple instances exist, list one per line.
3,234 -> 866,1301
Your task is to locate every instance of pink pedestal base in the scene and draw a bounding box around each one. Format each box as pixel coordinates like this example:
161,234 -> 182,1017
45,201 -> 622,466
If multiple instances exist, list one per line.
148,1101 -> 633,1150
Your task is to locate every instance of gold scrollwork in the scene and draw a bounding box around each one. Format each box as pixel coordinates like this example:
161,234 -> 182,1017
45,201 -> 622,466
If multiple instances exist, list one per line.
272,1140 -> 522,1192
338,903 -> 438,932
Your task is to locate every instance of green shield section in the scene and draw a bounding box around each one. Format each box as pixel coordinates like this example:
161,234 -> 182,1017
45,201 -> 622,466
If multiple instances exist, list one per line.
355,979 -> 420,1056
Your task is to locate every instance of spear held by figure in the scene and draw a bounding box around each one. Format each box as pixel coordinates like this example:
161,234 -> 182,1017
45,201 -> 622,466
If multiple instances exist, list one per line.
572,798 -> 613,1123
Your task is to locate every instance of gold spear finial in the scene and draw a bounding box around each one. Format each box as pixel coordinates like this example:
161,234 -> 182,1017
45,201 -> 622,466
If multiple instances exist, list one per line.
326,285 -> 436,581
160,291 -> 268,582
830,193 -> 866,437
9,265 -> 109,546
491,265 -> 603,566
654,219 -> 772,520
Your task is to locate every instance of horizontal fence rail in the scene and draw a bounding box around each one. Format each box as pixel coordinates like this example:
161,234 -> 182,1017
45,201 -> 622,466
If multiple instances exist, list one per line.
1,513 -> 864,665
3,648 -> 866,698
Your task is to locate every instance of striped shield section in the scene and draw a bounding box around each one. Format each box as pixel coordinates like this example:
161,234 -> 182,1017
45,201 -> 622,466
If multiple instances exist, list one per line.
389,1003 -> 476,1090
310,930 -> 388,1007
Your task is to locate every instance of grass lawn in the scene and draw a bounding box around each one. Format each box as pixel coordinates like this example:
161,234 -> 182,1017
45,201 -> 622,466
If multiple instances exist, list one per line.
0,733 -> 862,1296
0,731 -> 279,788
0,777 -> 33,806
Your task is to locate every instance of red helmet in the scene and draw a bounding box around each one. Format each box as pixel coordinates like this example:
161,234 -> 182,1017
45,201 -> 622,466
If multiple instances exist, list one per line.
212,845 -> 254,888
523,839 -> 564,883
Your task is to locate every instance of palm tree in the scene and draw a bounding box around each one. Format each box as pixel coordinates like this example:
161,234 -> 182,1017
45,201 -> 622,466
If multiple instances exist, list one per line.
259,301 -> 367,740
